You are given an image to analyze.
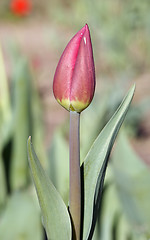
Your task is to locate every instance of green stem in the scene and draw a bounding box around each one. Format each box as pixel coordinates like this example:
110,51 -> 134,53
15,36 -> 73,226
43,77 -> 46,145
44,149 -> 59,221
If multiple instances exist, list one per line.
69,111 -> 81,240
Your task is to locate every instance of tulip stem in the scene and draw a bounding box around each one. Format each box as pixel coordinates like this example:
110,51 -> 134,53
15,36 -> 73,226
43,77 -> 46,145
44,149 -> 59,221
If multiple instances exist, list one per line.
69,111 -> 81,240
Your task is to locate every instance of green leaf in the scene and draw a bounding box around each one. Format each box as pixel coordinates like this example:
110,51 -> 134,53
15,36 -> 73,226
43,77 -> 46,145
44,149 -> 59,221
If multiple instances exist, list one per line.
112,131 -> 150,238
80,93 -> 108,162
48,129 -> 69,205
0,191 -> 43,240
82,84 -> 135,240
10,58 -> 31,190
27,137 -> 72,240
0,154 -> 7,208
96,182 -> 120,240
0,45 -> 12,149
116,214 -> 132,240
92,169 -> 132,240
0,45 -> 10,207
0,45 -> 11,127
92,183 -> 116,240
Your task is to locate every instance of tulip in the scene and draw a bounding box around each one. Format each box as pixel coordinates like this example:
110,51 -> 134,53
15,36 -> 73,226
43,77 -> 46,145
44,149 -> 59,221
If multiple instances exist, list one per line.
53,24 -> 95,113
53,24 -> 95,240
10,0 -> 32,16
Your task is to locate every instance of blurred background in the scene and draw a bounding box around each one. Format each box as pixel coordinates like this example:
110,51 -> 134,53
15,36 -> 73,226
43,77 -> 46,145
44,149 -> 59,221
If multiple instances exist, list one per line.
0,0 -> 150,239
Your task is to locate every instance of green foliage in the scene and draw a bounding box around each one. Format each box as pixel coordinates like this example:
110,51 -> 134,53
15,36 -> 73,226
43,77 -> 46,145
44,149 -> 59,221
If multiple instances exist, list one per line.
0,191 -> 42,240
112,131 -> 150,239
93,177 -> 129,240
0,45 -> 11,207
0,46 -> 11,206
48,129 -> 69,204
28,85 -> 135,239
1,2 -> 150,237
90,129 -> 150,240
82,85 -> 135,240
88,129 -> 150,240
27,137 -> 72,240
0,154 -> 6,207
10,58 -> 31,190
0,46 -> 44,239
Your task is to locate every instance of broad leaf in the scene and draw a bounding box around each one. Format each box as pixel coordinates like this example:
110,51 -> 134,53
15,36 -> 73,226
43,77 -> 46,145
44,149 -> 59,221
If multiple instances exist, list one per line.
27,137 -> 72,240
0,45 -> 10,207
80,94 -> 108,162
112,131 -> 150,238
0,45 -> 11,128
94,182 -> 121,240
0,191 -> 42,240
48,129 -> 69,204
11,58 -> 31,190
116,214 -> 133,240
82,85 -> 135,240
0,154 -> 6,207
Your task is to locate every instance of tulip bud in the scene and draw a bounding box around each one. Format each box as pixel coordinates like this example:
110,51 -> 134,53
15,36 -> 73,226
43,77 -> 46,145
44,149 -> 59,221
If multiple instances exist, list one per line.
53,24 -> 95,113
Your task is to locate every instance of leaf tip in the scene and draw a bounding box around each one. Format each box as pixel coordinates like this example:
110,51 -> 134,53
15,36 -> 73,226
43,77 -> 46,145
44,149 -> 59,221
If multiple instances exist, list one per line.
130,83 -> 136,95
27,136 -> 32,153
28,136 -> 32,143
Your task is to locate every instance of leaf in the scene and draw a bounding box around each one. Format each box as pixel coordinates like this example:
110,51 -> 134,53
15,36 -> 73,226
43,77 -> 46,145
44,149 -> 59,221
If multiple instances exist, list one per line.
0,45 -> 12,149
27,137 -> 72,240
116,214 -> 132,240
95,182 -> 120,240
0,154 -> 7,208
92,182 -> 116,240
80,93 -> 108,162
0,45 -> 10,208
48,129 -> 69,204
92,169 -> 132,240
10,58 -> 31,190
112,131 -> 150,237
0,45 -> 11,127
82,84 -> 135,240
0,191 -> 43,240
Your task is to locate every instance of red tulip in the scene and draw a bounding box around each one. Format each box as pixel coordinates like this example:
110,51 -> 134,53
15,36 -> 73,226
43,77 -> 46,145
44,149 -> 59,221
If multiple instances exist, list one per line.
53,24 -> 95,113
10,0 -> 31,16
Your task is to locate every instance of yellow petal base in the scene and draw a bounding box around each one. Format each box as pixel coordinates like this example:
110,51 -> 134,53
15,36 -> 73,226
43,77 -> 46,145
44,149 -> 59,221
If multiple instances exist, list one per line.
57,98 -> 90,113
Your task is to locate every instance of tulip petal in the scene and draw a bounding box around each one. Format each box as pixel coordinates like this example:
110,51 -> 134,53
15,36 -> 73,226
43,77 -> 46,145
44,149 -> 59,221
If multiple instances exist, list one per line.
53,24 -> 95,112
